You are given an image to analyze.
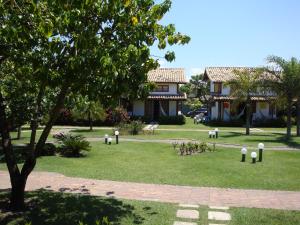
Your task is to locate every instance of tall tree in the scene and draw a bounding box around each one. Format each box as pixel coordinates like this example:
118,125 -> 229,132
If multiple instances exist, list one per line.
0,0 -> 190,210
226,69 -> 263,135
72,97 -> 106,131
180,74 -> 210,106
266,56 -> 300,139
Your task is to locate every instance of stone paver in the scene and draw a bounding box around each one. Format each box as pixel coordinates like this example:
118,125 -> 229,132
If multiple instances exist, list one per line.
179,204 -> 199,208
176,209 -> 199,219
209,206 -> 229,210
208,211 -> 231,221
1,171 -> 300,211
173,222 -> 197,225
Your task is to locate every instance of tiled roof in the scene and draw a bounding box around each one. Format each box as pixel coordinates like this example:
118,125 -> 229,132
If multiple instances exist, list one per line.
204,67 -> 275,82
147,93 -> 187,100
148,68 -> 187,83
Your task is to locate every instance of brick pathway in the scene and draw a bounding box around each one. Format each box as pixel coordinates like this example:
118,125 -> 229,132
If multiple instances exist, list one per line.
1,171 -> 300,211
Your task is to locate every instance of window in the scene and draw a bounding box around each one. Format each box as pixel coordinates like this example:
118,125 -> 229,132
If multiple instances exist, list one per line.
214,83 -> 222,94
155,85 -> 169,92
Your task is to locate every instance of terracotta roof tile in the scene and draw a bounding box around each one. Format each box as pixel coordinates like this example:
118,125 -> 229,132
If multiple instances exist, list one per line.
204,67 -> 275,82
148,68 -> 187,83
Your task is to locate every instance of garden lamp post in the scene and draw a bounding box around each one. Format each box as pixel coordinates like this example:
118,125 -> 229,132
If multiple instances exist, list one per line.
208,131 -> 212,138
241,147 -> 247,162
215,128 -> 219,138
115,130 -> 119,144
258,143 -> 264,162
251,152 -> 257,164
104,134 -> 108,144
212,131 -> 216,138
108,137 -> 112,145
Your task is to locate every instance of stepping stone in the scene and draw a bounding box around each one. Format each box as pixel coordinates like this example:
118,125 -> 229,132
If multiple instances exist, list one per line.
173,222 -> 197,225
179,204 -> 199,208
209,206 -> 229,210
176,209 -> 199,219
208,211 -> 231,221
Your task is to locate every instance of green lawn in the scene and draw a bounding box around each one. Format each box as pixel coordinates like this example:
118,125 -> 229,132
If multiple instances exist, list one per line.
2,141 -> 300,191
0,190 -> 176,225
1,190 -> 300,225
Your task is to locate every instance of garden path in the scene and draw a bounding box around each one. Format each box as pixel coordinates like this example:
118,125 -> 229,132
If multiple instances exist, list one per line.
1,171 -> 300,211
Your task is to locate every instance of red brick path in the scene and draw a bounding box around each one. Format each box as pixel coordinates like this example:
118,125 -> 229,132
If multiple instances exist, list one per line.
1,171 -> 299,211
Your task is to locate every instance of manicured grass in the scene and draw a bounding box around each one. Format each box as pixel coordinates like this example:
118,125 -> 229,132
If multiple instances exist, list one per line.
0,190 -> 176,225
1,190 -> 300,225
67,128 -> 300,148
229,207 -> 300,225
2,142 -> 300,191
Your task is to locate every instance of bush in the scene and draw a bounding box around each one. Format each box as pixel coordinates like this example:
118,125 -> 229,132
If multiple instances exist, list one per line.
40,143 -> 57,156
117,120 -> 144,135
54,133 -> 91,157
158,115 -> 186,125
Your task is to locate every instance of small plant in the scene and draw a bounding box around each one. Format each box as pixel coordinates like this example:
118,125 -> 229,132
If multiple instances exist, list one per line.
79,217 -> 110,225
129,120 -> 143,135
172,142 -> 178,151
54,133 -> 91,157
39,143 -> 57,156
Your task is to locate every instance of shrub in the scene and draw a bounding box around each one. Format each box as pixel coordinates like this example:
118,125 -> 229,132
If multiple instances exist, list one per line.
208,119 -> 244,127
117,120 -> 144,135
158,115 -> 186,125
54,133 -> 91,157
175,141 -> 212,156
40,143 -> 57,156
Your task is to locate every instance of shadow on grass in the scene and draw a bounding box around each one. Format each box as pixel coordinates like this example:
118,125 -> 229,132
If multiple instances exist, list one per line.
220,132 -> 300,148
0,189 -> 148,225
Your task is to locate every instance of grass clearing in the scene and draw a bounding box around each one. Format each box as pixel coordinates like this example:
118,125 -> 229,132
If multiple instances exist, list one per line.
2,141 -> 300,191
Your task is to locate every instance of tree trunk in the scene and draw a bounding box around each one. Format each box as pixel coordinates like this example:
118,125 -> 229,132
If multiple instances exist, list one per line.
89,111 -> 93,131
297,98 -> 300,136
17,126 -> 21,140
21,85 -> 69,179
286,97 -> 292,139
29,84 -> 46,154
0,92 -> 24,211
245,98 -> 251,135
10,175 -> 27,211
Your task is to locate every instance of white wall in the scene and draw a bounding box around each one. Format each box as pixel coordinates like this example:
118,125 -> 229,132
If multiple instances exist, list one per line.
150,83 -> 177,95
169,101 -> 177,116
211,102 -> 219,120
222,84 -> 230,95
253,102 -> 273,120
133,100 -> 145,116
223,104 -> 230,121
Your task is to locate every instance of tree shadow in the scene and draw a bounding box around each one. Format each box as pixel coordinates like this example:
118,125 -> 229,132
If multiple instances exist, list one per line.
220,132 -> 300,148
0,189 -> 148,225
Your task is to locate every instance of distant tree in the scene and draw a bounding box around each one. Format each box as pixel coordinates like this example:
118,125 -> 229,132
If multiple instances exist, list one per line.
266,56 -> 300,139
72,97 -> 106,131
226,69 -> 263,135
180,74 -> 210,107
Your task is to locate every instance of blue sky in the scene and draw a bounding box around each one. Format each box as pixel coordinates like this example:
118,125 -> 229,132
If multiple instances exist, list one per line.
151,0 -> 300,77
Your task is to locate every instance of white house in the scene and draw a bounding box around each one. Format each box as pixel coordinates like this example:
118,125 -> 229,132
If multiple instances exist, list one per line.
203,67 -> 277,122
130,68 -> 187,121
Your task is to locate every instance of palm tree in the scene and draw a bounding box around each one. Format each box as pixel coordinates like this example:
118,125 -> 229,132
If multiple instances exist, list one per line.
226,68 -> 263,135
73,98 -> 107,131
266,56 -> 300,139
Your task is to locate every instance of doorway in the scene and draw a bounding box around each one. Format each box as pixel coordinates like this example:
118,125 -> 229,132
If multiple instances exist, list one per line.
153,101 -> 160,121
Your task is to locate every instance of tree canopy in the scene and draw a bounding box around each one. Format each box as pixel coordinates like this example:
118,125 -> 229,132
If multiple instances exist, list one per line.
0,0 -> 190,210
